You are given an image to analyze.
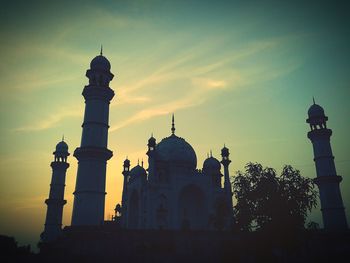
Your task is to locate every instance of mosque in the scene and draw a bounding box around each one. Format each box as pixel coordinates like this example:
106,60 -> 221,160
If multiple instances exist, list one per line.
119,115 -> 233,231
40,51 -> 347,244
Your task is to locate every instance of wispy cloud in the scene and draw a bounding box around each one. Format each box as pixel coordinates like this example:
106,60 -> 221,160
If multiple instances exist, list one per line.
109,36 -> 302,132
0,195 -> 47,211
9,34 -> 301,134
14,107 -> 81,132
110,84 -> 205,132
192,77 -> 227,90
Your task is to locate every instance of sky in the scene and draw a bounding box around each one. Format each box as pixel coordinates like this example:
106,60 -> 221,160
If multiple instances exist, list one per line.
0,0 -> 349,250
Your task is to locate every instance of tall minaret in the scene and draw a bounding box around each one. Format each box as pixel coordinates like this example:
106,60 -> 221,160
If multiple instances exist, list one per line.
306,100 -> 348,231
121,158 -> 130,227
147,134 -> 156,183
71,49 -> 114,226
41,139 -> 70,242
221,145 -> 233,213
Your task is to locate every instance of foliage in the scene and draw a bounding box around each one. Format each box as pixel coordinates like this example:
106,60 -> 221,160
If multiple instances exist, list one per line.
232,163 -> 318,233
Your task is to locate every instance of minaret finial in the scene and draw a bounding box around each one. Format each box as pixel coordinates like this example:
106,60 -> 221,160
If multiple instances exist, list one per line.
210,150 -> 212,157
171,113 -> 175,135
313,97 -> 315,105
62,134 -> 64,141
100,45 -> 103,56
141,159 -> 144,167
138,159 -> 139,165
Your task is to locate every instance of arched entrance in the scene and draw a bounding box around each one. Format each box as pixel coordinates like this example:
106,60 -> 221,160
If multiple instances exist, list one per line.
178,184 -> 207,230
128,190 -> 139,229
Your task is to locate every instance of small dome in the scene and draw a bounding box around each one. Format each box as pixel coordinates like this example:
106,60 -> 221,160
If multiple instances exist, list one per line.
148,136 -> 156,143
221,145 -> 229,157
123,158 -> 130,167
56,140 -> 68,153
90,55 -> 111,71
156,134 -> 197,169
308,103 -> 325,118
129,165 -> 147,178
203,156 -> 221,171
148,135 -> 156,147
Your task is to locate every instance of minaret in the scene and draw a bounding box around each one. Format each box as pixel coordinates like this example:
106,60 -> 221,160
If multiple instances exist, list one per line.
121,158 -> 130,227
147,134 -> 156,183
71,50 -> 114,226
306,100 -> 348,231
41,139 -> 70,242
221,145 -> 233,213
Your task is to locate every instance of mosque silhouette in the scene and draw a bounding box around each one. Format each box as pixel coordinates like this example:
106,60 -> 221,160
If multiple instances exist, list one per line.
38,51 -> 349,262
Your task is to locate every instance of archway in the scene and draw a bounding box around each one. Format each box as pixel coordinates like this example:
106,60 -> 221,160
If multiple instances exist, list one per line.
178,184 -> 207,230
128,190 -> 139,229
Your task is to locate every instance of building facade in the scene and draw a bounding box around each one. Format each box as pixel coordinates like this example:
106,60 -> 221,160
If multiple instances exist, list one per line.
119,116 -> 233,230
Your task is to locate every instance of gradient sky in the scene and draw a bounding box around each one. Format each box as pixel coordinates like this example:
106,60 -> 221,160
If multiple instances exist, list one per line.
0,0 -> 349,249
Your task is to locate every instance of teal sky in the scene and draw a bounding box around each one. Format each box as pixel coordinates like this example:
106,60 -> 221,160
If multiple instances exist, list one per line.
0,0 -> 349,249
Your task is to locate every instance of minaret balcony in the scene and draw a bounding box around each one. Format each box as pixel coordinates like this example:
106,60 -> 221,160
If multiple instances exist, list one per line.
50,162 -> 70,169
74,146 -> 113,161
307,128 -> 332,140
45,199 -> 67,205
313,175 -> 342,185
82,85 -> 114,102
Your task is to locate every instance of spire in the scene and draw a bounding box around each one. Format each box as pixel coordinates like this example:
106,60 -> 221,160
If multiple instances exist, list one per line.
313,97 -> 315,105
100,45 -> 103,56
171,114 -> 175,135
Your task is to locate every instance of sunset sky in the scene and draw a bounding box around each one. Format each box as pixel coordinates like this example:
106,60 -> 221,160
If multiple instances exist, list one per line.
0,0 -> 349,249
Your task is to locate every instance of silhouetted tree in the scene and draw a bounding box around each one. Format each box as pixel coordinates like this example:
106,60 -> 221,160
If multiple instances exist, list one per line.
232,163 -> 317,233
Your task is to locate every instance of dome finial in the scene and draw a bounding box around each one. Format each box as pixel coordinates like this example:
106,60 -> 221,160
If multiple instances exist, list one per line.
210,150 -> 212,157
313,96 -> 315,105
138,159 -> 139,165
171,113 -> 175,135
62,134 -> 64,142
141,159 -> 144,167
100,45 -> 103,56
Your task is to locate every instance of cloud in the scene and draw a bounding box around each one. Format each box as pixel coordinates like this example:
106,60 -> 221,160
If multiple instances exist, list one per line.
14,107 -> 81,132
0,195 -> 47,211
108,36 -> 303,133
192,78 -> 227,90
110,85 -> 205,132
10,34 -> 301,134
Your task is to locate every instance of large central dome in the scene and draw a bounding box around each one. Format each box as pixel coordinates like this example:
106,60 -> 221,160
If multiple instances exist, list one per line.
156,134 -> 197,169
